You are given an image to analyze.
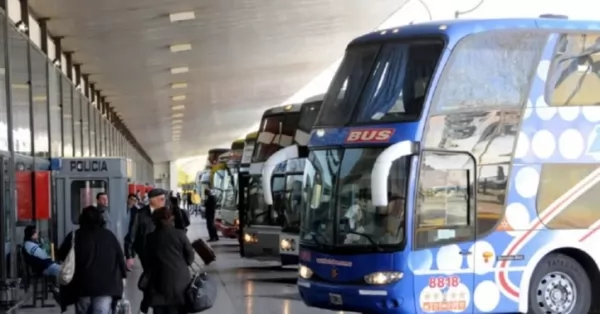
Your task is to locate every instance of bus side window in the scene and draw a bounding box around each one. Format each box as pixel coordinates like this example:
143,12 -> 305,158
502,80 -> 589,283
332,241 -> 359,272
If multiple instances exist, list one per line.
548,33 -> 600,107
414,151 -> 476,249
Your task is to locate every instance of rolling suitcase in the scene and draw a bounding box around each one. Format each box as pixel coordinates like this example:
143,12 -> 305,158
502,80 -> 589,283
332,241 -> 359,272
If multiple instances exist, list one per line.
191,238 -> 216,265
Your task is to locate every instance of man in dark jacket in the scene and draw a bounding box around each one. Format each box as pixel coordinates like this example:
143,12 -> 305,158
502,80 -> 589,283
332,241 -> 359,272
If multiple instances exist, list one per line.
124,188 -> 166,313
125,189 -> 165,268
204,188 -> 219,242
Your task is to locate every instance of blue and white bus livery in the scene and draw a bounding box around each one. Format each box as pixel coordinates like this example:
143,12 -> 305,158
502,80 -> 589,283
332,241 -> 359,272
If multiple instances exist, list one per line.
297,17 -> 600,314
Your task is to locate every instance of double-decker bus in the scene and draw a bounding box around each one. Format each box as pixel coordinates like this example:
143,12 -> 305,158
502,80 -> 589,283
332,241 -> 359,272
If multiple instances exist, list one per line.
296,17 -> 600,314
242,104 -> 301,260
215,139 -> 245,238
261,95 -> 324,265
196,148 -> 229,205
238,131 -> 258,257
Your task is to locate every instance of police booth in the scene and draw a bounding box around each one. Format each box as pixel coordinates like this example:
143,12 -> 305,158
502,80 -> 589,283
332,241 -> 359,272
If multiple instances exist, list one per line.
51,157 -> 129,245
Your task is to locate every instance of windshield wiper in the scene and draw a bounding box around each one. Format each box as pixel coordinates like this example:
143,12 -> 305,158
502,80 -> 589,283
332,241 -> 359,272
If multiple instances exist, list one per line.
344,230 -> 383,252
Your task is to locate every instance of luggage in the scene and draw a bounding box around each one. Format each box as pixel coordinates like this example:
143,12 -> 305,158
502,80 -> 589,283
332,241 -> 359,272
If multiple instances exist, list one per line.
184,271 -> 217,313
191,238 -> 216,265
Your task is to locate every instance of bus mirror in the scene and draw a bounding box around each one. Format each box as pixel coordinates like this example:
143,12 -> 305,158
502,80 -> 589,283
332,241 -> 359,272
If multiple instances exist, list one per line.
262,145 -> 299,205
371,141 -> 417,206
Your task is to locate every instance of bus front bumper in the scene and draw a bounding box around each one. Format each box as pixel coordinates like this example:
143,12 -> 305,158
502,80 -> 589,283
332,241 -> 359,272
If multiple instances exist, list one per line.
297,279 -> 411,314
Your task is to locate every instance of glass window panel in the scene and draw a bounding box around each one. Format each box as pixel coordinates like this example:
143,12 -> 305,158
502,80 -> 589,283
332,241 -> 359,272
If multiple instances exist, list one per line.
10,27 -> 31,156
49,64 -> 61,157
81,98 -> 89,156
31,48 -> 49,158
0,15 -> 7,152
73,92 -> 81,156
61,77 -> 72,157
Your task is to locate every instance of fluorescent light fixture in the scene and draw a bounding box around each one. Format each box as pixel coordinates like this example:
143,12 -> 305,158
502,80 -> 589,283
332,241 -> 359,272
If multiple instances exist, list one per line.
172,104 -> 185,111
172,126 -> 182,130
172,95 -> 186,101
172,113 -> 184,118
170,43 -> 192,53
12,84 -> 29,89
170,66 -> 189,74
171,82 -> 188,89
33,95 -> 47,102
169,11 -> 195,23
172,119 -> 183,124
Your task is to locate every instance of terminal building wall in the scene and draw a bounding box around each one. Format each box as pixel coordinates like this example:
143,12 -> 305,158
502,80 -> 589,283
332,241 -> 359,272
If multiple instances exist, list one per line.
0,6 -> 154,279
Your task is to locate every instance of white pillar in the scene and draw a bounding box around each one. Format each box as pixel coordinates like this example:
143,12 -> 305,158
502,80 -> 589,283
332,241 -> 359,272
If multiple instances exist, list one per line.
169,161 -> 178,192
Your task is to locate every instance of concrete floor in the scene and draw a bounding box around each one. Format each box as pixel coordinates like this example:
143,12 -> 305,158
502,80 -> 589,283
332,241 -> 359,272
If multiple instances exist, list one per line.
18,216 -> 349,314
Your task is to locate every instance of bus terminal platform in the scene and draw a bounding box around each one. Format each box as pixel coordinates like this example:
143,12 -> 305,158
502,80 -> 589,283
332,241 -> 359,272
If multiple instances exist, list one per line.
16,216 -> 349,314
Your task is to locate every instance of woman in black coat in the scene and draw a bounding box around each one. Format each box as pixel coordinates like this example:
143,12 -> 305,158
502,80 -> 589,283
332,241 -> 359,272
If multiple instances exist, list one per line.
144,207 -> 195,314
58,206 -> 127,314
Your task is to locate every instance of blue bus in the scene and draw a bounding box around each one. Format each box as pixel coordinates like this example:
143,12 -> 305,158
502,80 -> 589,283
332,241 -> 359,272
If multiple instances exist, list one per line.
296,17 -> 600,314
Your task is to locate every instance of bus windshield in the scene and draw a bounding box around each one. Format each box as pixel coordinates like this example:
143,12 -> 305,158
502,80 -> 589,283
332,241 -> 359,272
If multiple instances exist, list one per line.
281,160 -> 306,233
253,113 -> 301,163
316,40 -> 443,126
301,148 -> 409,249
247,174 -> 286,226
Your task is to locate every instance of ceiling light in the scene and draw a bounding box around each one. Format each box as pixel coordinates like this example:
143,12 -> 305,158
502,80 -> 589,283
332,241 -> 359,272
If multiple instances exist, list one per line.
172,119 -> 182,124
170,66 -> 189,74
12,84 -> 29,89
171,82 -> 188,89
172,104 -> 185,111
172,95 -> 186,101
170,43 -> 192,53
172,126 -> 182,131
169,11 -> 195,23
33,95 -> 47,102
172,113 -> 184,118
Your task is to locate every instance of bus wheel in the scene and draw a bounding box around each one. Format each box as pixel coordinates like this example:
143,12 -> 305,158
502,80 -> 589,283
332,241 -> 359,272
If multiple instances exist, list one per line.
528,253 -> 591,314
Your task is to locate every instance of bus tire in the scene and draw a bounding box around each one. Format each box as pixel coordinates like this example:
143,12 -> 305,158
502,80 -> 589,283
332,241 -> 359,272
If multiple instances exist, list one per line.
527,253 -> 591,314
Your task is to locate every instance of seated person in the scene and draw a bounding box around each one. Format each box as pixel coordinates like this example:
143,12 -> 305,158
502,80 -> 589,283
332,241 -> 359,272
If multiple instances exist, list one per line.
23,225 -> 60,277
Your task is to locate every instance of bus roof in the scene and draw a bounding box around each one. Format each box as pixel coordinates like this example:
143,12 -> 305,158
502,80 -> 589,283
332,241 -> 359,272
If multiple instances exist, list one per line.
245,131 -> 259,140
208,148 -> 229,155
262,104 -> 302,117
303,94 -> 325,104
349,18 -> 600,46
231,138 -> 245,150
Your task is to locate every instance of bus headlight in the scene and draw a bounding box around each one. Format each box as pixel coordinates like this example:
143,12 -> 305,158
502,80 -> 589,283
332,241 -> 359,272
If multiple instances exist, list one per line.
280,238 -> 295,251
244,233 -> 258,243
299,265 -> 313,279
364,272 -> 403,285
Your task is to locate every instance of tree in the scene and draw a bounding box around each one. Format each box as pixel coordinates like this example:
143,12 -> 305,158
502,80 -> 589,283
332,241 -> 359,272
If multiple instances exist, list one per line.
177,167 -> 192,187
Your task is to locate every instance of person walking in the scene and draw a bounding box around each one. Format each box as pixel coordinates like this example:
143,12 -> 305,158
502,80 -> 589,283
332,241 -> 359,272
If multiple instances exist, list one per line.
169,196 -> 190,231
204,189 -> 219,242
124,188 -> 166,314
143,207 -> 195,314
58,206 -> 127,314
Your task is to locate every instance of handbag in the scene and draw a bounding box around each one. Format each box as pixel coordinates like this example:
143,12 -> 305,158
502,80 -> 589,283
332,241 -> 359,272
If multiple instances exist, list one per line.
116,280 -> 132,314
58,230 -> 76,285
137,271 -> 149,291
184,266 -> 217,313
191,238 -> 216,265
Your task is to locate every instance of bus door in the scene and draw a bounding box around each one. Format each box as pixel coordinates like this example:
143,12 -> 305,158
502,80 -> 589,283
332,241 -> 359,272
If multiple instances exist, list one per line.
52,158 -> 128,245
413,150 -> 476,313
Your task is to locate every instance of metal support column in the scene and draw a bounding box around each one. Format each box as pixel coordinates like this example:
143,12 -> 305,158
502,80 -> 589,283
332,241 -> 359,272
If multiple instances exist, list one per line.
2,0 -> 18,281
54,37 -> 64,157
82,74 -> 91,156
